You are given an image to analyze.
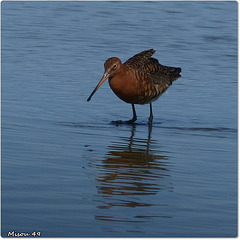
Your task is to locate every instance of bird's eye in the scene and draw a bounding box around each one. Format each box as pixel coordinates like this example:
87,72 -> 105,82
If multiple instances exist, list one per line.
113,64 -> 117,70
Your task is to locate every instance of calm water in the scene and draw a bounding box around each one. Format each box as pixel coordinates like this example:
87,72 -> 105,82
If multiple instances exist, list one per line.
2,1 -> 237,237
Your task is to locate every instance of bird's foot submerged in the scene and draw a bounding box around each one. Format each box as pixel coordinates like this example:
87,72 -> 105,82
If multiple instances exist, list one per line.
111,119 -> 154,126
112,105 -> 137,124
111,118 -> 136,125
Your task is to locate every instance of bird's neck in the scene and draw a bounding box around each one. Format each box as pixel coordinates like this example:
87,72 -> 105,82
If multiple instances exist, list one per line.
108,66 -> 127,89
108,66 -> 138,103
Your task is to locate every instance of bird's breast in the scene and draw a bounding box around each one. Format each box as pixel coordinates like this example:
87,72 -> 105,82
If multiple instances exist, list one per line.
108,71 -> 141,103
108,71 -> 168,104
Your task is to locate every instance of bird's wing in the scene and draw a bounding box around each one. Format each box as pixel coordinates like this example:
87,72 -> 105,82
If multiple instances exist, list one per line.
124,49 -> 181,85
146,59 -> 182,85
124,49 -> 156,70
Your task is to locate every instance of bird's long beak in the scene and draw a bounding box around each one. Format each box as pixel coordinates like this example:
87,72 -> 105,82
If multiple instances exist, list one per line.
87,72 -> 110,101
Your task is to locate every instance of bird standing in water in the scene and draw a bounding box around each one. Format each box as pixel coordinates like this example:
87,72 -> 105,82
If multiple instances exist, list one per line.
87,49 -> 181,124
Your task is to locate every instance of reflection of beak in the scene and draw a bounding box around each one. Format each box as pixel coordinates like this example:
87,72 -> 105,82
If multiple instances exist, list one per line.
87,72 -> 110,101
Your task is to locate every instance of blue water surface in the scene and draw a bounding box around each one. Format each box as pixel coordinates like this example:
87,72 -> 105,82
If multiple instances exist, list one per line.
1,1 -> 237,237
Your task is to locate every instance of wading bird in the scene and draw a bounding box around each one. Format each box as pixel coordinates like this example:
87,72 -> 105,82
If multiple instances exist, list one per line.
87,49 -> 181,124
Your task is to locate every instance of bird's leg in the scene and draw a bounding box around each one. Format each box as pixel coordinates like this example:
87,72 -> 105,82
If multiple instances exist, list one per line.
112,104 -> 137,124
148,103 -> 153,124
126,104 -> 137,124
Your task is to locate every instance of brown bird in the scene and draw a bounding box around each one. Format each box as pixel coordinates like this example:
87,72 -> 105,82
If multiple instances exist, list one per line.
87,49 -> 181,124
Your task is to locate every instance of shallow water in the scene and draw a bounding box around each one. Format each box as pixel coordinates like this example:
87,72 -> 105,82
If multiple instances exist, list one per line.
1,1 -> 237,237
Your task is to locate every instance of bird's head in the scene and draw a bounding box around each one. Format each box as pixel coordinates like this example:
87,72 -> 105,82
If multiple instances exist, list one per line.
87,57 -> 122,101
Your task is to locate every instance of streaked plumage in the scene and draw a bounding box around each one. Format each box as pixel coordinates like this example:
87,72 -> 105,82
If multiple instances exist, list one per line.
87,49 -> 181,124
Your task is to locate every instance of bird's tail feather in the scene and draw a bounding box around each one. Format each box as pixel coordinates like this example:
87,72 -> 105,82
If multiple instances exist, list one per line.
166,66 -> 182,80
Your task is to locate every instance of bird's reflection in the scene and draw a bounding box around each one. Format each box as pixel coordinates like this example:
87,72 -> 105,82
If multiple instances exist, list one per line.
94,123 -> 173,222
